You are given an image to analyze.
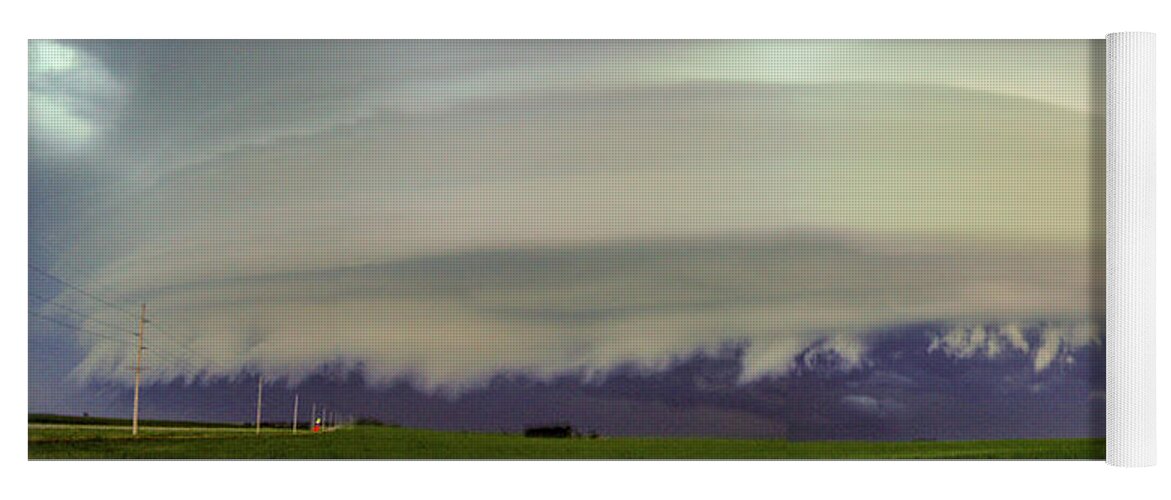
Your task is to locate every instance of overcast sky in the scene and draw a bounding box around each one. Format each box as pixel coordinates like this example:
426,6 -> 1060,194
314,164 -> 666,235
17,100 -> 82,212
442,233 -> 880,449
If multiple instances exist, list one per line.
29,40 -> 1103,412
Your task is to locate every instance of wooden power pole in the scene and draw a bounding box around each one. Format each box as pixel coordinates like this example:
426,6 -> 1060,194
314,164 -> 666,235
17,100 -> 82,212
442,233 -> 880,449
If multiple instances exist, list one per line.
255,375 -> 264,436
292,394 -> 299,433
132,303 -> 146,436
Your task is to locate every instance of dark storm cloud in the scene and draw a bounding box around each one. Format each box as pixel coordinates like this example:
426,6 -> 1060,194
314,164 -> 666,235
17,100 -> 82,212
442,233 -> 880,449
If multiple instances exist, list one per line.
107,322 -> 1103,441
30,41 -> 1103,403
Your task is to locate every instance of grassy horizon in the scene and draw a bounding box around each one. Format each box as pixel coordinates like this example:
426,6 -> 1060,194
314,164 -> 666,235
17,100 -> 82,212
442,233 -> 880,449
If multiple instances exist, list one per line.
29,415 -> 1105,460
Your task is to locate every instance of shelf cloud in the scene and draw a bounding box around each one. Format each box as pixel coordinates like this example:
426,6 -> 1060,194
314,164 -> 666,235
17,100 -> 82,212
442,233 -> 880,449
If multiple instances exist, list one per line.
31,41 -> 1103,400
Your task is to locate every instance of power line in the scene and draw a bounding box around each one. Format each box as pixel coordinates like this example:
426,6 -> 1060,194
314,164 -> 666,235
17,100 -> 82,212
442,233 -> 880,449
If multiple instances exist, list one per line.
135,319 -> 221,369
30,247 -> 290,434
28,290 -> 212,366
140,319 -> 206,361
29,249 -> 203,347
29,309 -> 139,348
28,259 -> 235,381
29,265 -> 139,320
28,264 -> 211,365
28,292 -> 141,338
29,308 -> 198,370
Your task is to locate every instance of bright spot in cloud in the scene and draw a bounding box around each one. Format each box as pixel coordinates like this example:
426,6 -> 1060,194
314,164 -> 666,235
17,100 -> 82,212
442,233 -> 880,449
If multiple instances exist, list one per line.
30,92 -> 94,144
28,40 -> 122,150
30,40 -> 77,73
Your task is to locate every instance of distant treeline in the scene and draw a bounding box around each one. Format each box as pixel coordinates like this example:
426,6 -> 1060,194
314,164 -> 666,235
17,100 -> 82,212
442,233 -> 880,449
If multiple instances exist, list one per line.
29,413 -> 396,430
29,413 -> 250,429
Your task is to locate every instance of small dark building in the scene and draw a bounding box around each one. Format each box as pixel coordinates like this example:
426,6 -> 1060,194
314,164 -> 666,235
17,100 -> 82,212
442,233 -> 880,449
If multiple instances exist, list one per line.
523,424 -> 576,438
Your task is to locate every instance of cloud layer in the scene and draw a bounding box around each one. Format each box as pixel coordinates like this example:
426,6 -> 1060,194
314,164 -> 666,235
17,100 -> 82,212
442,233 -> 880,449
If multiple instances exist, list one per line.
55,231 -> 1102,392
29,41 -> 1104,401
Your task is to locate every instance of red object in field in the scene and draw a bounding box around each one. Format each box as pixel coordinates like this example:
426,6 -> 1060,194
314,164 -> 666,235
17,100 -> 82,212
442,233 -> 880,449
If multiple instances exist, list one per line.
313,425 -> 321,432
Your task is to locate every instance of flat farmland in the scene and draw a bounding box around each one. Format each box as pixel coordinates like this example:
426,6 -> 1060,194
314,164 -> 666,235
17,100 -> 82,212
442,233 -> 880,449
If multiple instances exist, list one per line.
28,416 -> 1105,460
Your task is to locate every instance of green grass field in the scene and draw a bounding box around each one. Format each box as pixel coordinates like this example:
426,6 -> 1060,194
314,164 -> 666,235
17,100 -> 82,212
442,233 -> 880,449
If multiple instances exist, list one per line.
28,415 -> 1105,459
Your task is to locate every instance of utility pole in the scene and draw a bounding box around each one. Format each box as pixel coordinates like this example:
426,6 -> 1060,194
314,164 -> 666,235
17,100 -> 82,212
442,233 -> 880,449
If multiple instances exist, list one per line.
255,375 -> 264,436
292,394 -> 299,433
132,303 -> 146,436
